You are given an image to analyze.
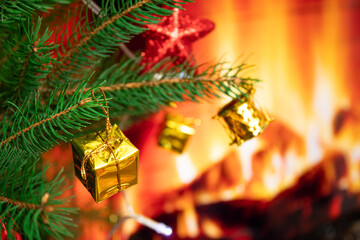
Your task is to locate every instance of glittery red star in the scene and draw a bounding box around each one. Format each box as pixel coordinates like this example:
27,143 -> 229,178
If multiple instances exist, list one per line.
141,8 -> 215,70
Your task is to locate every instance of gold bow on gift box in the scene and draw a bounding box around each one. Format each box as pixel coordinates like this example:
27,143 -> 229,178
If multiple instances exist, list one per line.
71,90 -> 139,203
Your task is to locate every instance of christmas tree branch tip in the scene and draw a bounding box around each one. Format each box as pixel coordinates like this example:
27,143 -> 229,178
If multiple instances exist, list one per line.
64,77 -> 255,95
0,0 -> 70,26
0,149 -> 76,239
43,0 -> 192,87
0,81 -> 107,156
0,98 -> 92,147
0,17 -> 57,104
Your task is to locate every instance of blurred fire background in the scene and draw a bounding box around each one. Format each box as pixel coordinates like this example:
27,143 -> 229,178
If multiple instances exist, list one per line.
43,0 -> 360,239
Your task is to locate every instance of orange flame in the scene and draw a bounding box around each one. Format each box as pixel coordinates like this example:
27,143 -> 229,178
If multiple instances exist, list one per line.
124,0 -> 359,237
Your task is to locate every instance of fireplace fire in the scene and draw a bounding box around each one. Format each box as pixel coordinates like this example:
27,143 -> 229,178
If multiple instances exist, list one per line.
124,1 -> 360,239
42,1 -> 360,239
128,108 -> 360,239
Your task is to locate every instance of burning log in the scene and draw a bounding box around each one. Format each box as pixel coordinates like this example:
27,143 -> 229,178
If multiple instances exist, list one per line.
129,118 -> 360,240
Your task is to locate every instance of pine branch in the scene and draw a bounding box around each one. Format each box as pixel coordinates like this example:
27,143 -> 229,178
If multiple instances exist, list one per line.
18,51 -> 32,93
0,81 -> 106,156
66,77 -> 254,95
0,0 -> 70,26
0,18 -> 56,105
0,148 -> 76,239
0,98 -> 92,147
60,0 -> 151,60
76,57 -> 258,116
43,0 -> 191,88
0,196 -> 42,210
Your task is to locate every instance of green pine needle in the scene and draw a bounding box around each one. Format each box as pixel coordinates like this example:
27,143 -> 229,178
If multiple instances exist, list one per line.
0,81 -> 107,156
0,148 -> 76,240
0,0 -> 70,26
0,0 -> 263,238
79,57 -> 259,116
0,17 -> 57,105
44,0 -> 192,87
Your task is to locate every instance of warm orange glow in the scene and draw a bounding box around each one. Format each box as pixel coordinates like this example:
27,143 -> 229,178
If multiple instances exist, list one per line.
42,1 -> 358,239
176,153 -> 198,184
201,218 -> 223,238
176,192 -> 199,238
115,2 -> 359,238
173,0 -> 356,201
37,1 -> 359,240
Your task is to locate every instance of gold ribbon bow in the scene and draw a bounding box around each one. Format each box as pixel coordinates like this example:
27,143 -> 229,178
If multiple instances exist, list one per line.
80,89 -> 123,190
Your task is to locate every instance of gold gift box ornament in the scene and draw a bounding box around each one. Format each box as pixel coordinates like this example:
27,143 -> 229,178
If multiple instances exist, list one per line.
158,114 -> 200,154
71,124 -> 139,203
217,89 -> 271,145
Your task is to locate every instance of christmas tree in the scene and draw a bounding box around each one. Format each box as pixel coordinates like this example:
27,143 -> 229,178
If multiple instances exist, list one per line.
0,0 -> 263,239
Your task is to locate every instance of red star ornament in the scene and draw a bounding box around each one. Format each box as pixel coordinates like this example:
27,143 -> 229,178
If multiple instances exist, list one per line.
141,8 -> 215,70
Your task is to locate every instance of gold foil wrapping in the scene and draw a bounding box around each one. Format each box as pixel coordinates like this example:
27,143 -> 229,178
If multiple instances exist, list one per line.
71,124 -> 138,203
158,114 -> 199,153
217,91 -> 271,145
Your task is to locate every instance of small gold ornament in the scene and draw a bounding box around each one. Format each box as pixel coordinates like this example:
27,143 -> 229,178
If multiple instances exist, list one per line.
158,114 -> 200,153
71,89 -> 138,203
217,89 -> 271,145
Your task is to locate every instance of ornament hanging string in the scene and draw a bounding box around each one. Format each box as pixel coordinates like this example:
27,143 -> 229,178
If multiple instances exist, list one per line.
91,88 -> 111,139
80,88 -> 122,191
